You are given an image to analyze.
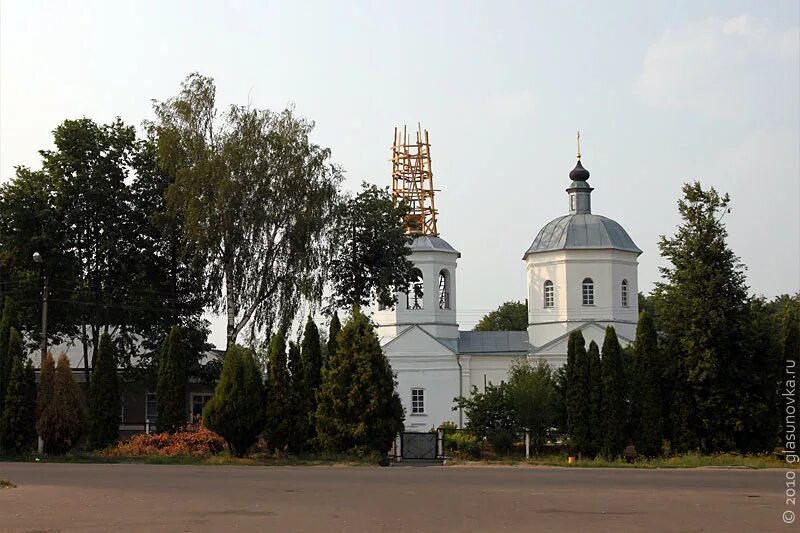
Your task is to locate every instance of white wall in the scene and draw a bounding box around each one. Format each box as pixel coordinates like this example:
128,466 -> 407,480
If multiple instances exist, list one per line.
527,248 -> 639,348
373,248 -> 459,341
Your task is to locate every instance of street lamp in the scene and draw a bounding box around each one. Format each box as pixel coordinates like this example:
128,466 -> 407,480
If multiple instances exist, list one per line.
33,252 -> 48,369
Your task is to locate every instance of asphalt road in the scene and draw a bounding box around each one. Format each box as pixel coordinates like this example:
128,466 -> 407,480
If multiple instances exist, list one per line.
0,462 -> 793,532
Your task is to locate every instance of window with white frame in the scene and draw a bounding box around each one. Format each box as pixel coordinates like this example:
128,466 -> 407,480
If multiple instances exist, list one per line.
191,394 -> 214,420
543,280 -> 554,308
411,388 -> 425,414
621,279 -> 629,307
582,278 -> 594,306
146,393 -> 157,423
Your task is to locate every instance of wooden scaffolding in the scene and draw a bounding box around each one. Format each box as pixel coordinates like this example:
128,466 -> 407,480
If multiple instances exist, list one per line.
391,124 -> 439,236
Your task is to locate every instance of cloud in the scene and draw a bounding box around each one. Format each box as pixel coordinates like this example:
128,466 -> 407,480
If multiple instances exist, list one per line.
636,14 -> 799,118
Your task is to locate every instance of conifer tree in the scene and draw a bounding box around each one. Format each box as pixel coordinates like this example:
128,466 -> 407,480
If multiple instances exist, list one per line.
565,330 -> 591,456
203,344 -> 265,456
0,297 -> 18,413
587,340 -> 603,456
300,317 -> 323,446
600,326 -> 627,458
38,353 -> 84,454
783,302 -> 799,366
264,330 -> 292,452
327,312 -> 341,363
156,326 -> 188,432
653,183 -> 753,452
0,329 -> 36,454
286,340 -> 306,451
315,308 -> 404,454
87,333 -> 121,449
634,311 -> 663,457
36,352 -> 55,431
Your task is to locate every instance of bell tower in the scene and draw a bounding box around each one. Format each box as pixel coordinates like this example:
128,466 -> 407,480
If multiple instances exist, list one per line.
374,125 -> 460,341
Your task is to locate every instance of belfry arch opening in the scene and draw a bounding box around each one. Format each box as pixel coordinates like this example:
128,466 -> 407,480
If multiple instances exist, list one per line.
438,269 -> 450,309
407,268 -> 424,310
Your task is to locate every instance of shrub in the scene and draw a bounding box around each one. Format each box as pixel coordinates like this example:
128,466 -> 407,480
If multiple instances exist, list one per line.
104,426 -> 226,457
488,429 -> 515,455
444,431 -> 481,459
38,353 -> 84,454
204,344 -> 264,457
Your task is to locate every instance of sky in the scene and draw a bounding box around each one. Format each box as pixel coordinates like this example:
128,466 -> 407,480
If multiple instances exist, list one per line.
1,0 -> 798,349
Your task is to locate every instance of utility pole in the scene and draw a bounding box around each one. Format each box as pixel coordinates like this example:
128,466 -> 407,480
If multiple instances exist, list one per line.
33,252 -> 47,454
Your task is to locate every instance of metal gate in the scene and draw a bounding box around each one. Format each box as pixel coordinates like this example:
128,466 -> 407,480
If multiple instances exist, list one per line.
400,431 -> 440,460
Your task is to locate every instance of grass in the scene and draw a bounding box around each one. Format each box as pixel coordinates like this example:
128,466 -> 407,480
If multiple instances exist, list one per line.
2,451 -> 794,470
0,451 -> 381,467
0,478 -> 15,488
445,452 -> 796,469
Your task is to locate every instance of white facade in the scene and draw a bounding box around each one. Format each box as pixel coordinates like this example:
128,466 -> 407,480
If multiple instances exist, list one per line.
376,155 -> 642,429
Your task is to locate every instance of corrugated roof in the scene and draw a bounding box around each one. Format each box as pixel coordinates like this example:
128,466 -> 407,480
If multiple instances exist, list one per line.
457,330 -> 530,354
410,235 -> 461,257
524,214 -> 641,256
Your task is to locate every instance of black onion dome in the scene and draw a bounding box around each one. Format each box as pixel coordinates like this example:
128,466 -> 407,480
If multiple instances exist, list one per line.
569,160 -> 590,181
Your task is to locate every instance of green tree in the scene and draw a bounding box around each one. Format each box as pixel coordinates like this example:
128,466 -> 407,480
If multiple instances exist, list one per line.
600,327 -> 627,458
0,297 -> 18,413
633,311 -> 663,457
264,330 -> 292,452
565,330 -> 592,456
156,326 -> 188,432
587,340 -> 603,456
203,345 -> 265,457
87,333 -> 121,449
286,340 -> 306,451
653,183 -> 755,452
36,352 -> 55,423
328,183 -> 413,308
153,73 -> 342,348
297,317 -> 323,448
474,301 -> 528,331
0,329 -> 36,454
38,353 -> 84,454
507,358 -> 556,453
782,300 -> 799,366
327,312 -> 341,364
454,383 -> 517,442
314,308 -> 404,454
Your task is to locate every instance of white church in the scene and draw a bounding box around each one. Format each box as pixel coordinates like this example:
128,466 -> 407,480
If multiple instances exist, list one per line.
372,136 -> 641,430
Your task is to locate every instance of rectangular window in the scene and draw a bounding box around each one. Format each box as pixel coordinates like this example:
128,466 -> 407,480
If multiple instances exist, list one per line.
411,388 -> 425,415
191,394 -> 214,420
146,393 -> 157,423
544,283 -> 554,308
582,280 -> 594,306
621,284 -> 628,307
120,396 -> 125,423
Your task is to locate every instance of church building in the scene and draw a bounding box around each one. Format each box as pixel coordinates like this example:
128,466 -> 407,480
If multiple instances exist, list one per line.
371,129 -> 641,430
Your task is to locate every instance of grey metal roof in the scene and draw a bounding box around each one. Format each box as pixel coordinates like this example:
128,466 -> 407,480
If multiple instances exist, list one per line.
524,214 -> 641,256
410,235 -> 461,257
457,330 -> 530,354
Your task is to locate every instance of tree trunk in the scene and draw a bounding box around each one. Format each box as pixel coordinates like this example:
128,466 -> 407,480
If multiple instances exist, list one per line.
225,258 -> 236,349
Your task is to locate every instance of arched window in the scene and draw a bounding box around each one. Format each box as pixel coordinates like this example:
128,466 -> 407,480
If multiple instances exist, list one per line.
407,268 -> 424,310
621,279 -> 629,307
582,278 -> 594,306
438,269 -> 450,309
543,280 -> 554,308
